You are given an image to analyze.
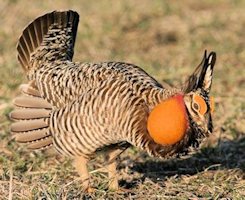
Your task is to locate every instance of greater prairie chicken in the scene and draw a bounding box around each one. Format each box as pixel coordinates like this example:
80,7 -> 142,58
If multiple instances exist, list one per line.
10,10 -> 216,191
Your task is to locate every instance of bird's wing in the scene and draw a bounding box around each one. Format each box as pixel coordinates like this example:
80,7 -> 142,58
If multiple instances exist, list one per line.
9,78 -> 147,154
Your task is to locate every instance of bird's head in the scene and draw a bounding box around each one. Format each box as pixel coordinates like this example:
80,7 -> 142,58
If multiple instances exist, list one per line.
147,51 -> 216,146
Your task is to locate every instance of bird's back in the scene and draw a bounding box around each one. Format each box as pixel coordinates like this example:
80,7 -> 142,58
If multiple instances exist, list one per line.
34,60 -> 177,109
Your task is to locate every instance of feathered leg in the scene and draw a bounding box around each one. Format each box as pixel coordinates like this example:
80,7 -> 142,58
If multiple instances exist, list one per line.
73,156 -> 93,192
106,149 -> 122,191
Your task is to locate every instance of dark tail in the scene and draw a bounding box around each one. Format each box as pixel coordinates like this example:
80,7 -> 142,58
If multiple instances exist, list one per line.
17,10 -> 79,72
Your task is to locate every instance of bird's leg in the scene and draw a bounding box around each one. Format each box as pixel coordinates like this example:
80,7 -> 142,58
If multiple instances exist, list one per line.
106,149 -> 122,191
73,156 -> 93,192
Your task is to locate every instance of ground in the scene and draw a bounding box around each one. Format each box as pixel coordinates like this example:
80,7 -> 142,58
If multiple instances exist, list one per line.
0,0 -> 244,199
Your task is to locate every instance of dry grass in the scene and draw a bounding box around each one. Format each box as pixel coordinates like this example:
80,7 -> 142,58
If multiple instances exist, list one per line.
0,0 -> 245,199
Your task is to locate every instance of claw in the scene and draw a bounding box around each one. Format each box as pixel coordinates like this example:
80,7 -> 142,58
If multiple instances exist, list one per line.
86,187 -> 95,193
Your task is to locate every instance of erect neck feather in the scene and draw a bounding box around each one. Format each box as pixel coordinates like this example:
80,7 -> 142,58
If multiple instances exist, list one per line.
147,94 -> 189,145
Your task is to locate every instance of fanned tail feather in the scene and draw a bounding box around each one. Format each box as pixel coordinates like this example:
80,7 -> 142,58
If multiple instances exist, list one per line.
17,10 -> 79,73
10,83 -> 53,150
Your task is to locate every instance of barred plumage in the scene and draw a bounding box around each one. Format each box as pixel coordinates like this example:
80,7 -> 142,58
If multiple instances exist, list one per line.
10,10 -> 216,191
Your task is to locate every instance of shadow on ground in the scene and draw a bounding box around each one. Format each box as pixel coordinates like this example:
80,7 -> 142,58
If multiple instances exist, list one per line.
119,136 -> 245,188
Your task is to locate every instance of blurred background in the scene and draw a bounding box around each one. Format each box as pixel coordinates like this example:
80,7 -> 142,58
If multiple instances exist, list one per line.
0,0 -> 244,199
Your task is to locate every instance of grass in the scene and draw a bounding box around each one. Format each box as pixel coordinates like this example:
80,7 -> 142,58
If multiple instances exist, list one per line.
0,0 -> 245,199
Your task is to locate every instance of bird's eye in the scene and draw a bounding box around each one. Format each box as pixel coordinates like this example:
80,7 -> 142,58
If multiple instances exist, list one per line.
193,102 -> 199,111
192,94 -> 207,115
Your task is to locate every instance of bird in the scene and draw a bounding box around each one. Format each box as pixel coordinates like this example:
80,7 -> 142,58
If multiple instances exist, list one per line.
10,10 -> 216,192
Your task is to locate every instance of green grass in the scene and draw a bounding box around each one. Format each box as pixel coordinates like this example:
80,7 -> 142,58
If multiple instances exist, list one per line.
0,0 -> 245,199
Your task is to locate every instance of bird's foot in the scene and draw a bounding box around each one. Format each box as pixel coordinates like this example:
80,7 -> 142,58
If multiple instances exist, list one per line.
85,186 -> 95,193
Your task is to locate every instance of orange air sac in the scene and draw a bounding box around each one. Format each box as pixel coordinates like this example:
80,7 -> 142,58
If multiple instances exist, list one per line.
147,95 -> 188,145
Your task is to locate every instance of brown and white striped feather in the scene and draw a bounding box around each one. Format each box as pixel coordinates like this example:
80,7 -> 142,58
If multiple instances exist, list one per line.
13,10 -> 207,157
34,61 -> 180,109
47,78 -> 190,158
